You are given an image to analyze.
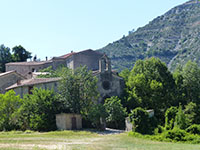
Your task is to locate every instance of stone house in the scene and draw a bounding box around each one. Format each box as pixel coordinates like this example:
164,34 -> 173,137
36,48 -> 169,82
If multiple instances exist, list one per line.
4,50 -> 124,102
6,78 -> 60,97
6,49 -> 103,79
0,70 -> 26,94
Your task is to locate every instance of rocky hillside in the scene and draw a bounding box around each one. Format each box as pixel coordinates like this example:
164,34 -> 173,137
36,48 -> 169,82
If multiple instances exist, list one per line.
97,0 -> 200,71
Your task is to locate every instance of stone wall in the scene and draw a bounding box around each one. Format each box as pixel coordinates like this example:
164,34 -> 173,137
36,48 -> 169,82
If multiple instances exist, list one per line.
73,50 -> 103,71
56,113 -> 82,130
12,81 -> 59,97
0,73 -> 25,93
6,62 -> 52,78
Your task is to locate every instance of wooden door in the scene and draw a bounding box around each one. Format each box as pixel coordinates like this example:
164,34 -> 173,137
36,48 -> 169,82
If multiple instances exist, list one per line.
71,117 -> 77,130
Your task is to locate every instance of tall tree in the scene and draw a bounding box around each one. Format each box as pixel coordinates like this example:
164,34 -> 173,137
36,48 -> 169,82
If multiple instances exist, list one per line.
173,61 -> 200,104
59,66 -> 99,115
12,45 -> 32,62
0,44 -> 12,72
127,57 -> 175,111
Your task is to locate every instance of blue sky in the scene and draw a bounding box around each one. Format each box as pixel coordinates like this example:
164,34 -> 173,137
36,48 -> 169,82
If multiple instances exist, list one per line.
0,0 -> 187,60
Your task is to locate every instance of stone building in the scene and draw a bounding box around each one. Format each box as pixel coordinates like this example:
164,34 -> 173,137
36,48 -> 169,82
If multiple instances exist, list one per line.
0,70 -> 26,94
6,78 -> 60,97
4,49 -> 124,102
94,55 -> 124,102
6,49 -> 103,79
56,113 -> 82,130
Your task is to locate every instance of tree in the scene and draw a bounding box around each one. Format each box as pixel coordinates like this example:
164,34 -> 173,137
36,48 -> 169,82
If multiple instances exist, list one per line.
88,104 -> 107,130
17,88 -> 61,131
0,90 -> 22,131
181,61 -> 200,104
184,102 -> 200,125
0,44 -> 12,72
104,96 -> 127,129
129,107 -> 150,134
127,58 -> 175,111
12,45 -> 32,62
173,61 -> 200,105
59,66 -> 99,115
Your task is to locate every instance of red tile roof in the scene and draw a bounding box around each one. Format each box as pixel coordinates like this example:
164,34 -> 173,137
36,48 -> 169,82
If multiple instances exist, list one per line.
59,52 -> 76,59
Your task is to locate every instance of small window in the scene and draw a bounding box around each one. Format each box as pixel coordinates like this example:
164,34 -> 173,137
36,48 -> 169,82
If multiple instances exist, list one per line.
32,68 -> 35,72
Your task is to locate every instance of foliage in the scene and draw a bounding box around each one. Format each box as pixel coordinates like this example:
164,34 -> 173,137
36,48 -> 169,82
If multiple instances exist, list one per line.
163,128 -> 187,142
184,102 -> 200,125
165,106 -> 178,130
129,107 -> 150,134
17,88 -> 61,131
127,58 -> 175,112
181,61 -> 200,104
87,104 -> 107,130
104,96 -> 127,129
0,44 -> 12,72
37,66 -> 61,78
12,45 -> 32,62
59,66 -> 99,115
174,105 -> 187,130
186,124 -> 200,135
0,90 -> 22,131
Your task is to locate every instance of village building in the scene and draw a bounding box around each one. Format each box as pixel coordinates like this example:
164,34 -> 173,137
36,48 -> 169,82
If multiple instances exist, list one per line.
6,49 -> 103,79
4,49 -> 124,102
56,113 -> 82,130
0,70 -> 26,94
6,78 -> 60,97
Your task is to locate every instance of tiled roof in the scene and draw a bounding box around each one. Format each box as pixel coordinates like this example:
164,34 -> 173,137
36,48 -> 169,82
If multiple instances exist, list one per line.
0,70 -> 26,79
6,60 -> 52,66
6,78 -> 61,90
59,52 -> 76,59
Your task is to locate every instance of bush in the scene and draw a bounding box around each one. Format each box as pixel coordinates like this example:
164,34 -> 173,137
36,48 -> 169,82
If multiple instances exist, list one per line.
17,88 -> 61,131
186,124 -> 200,135
165,106 -> 178,130
104,96 -> 127,129
129,107 -> 150,134
0,90 -> 22,131
163,128 -> 187,142
88,104 -> 107,130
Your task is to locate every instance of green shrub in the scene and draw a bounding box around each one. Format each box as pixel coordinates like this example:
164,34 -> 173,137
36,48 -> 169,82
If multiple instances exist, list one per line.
129,107 -> 150,134
154,125 -> 165,135
165,106 -> 178,130
174,105 -> 187,130
162,128 -> 187,142
88,104 -> 107,130
186,124 -> 200,135
104,96 -> 127,129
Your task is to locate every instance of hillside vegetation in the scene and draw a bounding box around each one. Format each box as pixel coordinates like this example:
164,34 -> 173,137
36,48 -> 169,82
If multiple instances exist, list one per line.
98,0 -> 200,71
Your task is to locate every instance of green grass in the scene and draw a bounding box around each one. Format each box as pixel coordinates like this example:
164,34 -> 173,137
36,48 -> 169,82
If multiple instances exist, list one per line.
0,130 -> 200,150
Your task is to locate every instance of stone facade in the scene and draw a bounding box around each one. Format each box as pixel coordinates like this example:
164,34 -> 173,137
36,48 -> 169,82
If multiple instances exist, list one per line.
0,71 -> 26,94
6,78 -> 60,97
6,49 -> 103,79
94,55 -> 124,102
56,113 -> 82,130
5,50 -> 124,102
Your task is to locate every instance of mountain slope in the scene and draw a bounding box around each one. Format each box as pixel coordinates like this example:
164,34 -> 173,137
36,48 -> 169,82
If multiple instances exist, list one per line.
97,0 -> 200,71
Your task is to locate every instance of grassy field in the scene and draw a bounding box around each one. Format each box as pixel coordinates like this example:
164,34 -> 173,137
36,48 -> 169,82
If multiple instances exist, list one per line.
0,130 -> 200,150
